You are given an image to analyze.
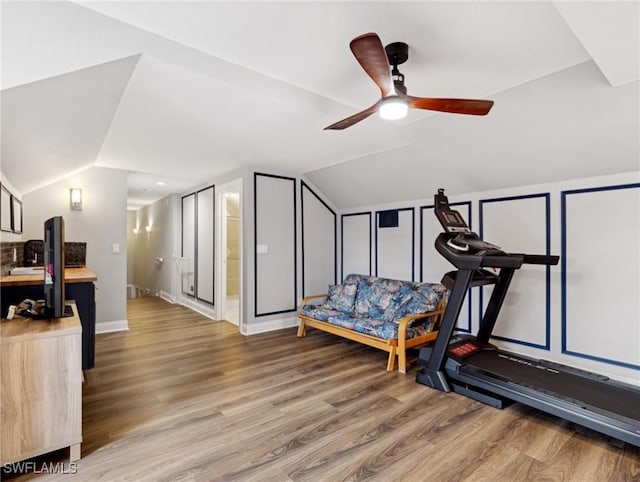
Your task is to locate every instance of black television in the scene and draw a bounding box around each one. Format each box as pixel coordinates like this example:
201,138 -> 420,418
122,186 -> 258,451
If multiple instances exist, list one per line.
43,216 -> 69,318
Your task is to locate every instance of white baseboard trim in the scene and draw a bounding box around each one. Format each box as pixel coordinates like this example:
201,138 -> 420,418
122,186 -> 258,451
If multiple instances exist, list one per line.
241,316 -> 299,335
96,319 -> 129,334
178,296 -> 217,321
159,290 -> 177,304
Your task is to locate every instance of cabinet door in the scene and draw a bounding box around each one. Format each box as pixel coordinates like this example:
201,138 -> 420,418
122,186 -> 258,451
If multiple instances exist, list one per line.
1,330 -> 82,464
182,194 -> 196,296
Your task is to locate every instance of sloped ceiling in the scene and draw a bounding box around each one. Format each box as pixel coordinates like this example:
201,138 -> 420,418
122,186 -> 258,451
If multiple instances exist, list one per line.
1,1 -> 638,209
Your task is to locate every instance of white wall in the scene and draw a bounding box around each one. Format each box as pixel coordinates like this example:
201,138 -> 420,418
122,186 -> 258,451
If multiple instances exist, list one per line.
339,171 -> 640,385
21,166 -> 128,328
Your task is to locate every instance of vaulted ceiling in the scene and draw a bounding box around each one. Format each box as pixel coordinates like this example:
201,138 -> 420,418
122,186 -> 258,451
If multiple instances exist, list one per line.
1,1 -> 638,209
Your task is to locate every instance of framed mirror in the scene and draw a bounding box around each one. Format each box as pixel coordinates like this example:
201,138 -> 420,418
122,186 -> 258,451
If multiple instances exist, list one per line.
12,196 -> 22,233
0,184 -> 12,232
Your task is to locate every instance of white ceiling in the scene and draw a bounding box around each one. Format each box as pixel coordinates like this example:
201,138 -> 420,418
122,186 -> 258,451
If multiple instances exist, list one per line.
1,1 -> 638,209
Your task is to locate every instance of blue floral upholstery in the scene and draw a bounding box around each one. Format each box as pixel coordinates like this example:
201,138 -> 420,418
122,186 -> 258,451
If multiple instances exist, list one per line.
300,274 -> 446,340
300,305 -> 341,322
354,277 -> 414,321
323,281 -> 358,313
326,313 -> 436,340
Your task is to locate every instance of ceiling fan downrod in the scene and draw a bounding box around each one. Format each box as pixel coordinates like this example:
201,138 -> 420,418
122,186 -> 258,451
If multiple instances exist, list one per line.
385,41 -> 409,95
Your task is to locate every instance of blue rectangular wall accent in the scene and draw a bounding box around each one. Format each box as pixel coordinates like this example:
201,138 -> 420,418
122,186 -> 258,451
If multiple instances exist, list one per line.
340,212 -> 372,281
375,207 -> 415,281
561,183 -> 640,370
479,193 -> 551,350
301,181 -> 337,297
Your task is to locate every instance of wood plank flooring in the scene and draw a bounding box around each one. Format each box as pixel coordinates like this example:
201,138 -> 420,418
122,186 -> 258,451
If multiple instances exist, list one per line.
5,297 -> 639,481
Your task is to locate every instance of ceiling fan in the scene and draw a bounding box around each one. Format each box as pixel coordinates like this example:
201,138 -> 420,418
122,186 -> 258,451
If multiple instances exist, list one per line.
325,33 -> 494,130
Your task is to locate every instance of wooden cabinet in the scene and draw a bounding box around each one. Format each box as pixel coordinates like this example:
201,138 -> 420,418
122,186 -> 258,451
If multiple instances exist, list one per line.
0,303 -> 82,465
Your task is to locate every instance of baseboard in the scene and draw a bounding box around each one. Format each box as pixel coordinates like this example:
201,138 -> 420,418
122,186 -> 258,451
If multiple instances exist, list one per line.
159,290 -> 177,304
178,296 -> 217,321
96,319 -> 129,334
241,316 -> 299,335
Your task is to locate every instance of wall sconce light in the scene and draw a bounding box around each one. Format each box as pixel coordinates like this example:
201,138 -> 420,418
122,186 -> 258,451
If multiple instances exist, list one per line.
133,228 -> 140,235
145,225 -> 152,233
70,188 -> 82,210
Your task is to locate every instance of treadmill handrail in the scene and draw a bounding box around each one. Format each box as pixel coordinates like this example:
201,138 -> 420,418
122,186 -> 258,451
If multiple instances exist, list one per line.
519,254 -> 560,266
435,234 -> 524,269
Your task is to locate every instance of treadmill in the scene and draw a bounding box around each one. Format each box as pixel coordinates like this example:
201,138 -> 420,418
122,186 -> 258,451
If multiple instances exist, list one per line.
416,188 -> 640,447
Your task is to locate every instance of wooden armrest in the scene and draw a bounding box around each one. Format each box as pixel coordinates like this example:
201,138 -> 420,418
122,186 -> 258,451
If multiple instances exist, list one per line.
397,312 -> 435,335
299,294 -> 328,308
397,296 -> 448,340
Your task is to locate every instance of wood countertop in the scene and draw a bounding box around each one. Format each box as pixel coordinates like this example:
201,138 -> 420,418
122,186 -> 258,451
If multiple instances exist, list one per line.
1,301 -> 81,343
0,267 -> 97,287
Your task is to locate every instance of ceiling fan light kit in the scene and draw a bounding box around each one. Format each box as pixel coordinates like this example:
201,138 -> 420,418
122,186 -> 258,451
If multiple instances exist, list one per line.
325,33 -> 494,130
378,96 -> 409,120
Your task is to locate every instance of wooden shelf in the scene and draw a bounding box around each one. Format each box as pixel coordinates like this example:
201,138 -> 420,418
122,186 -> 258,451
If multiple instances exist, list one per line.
0,266 -> 97,287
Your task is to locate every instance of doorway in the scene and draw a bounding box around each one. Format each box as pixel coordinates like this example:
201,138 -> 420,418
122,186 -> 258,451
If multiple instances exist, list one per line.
215,179 -> 243,329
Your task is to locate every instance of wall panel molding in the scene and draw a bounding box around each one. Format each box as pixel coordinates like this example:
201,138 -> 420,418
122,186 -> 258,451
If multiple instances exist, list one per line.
375,207 -> 415,281
479,193 -> 551,349
254,173 -> 297,317
341,212 -> 372,281
195,185 -> 215,305
561,183 -> 640,370
301,181 -> 337,297
181,193 -> 196,296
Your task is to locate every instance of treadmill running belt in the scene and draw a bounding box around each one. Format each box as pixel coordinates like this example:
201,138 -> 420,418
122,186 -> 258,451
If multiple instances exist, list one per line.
462,351 -> 640,422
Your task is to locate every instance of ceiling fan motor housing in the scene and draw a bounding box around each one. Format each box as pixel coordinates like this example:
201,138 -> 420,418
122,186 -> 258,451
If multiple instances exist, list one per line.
385,41 -> 409,66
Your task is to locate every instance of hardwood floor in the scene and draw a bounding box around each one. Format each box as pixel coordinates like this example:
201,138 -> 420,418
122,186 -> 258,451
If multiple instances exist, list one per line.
5,297 -> 639,481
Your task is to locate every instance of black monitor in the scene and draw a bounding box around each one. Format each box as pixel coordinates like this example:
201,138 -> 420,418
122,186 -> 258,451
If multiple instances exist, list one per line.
43,216 -> 67,318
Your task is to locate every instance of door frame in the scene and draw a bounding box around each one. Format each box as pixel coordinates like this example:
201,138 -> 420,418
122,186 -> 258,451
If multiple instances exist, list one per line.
215,178 -> 243,330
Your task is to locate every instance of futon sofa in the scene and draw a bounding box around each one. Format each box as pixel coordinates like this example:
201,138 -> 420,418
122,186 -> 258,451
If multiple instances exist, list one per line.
297,274 -> 447,373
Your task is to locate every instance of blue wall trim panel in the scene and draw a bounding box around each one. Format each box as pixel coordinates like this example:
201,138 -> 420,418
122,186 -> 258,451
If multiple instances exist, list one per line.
375,207 -> 415,281
301,181 -> 337,297
479,193 -> 551,350
340,212 -> 372,281
561,183 -> 640,370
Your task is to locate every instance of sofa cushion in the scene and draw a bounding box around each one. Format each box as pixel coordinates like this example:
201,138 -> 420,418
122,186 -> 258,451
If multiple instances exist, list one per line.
300,305 -> 342,322
323,281 -> 358,313
354,277 -> 413,321
389,290 -> 437,320
411,282 -> 448,308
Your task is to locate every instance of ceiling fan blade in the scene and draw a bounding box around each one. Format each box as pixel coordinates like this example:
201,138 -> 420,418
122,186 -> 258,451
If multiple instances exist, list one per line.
350,33 -> 393,97
324,102 -> 380,130
406,96 -> 494,116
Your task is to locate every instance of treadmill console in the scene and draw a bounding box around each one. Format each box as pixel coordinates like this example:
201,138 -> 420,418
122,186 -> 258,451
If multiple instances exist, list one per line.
434,189 -> 471,234
434,189 -> 504,257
